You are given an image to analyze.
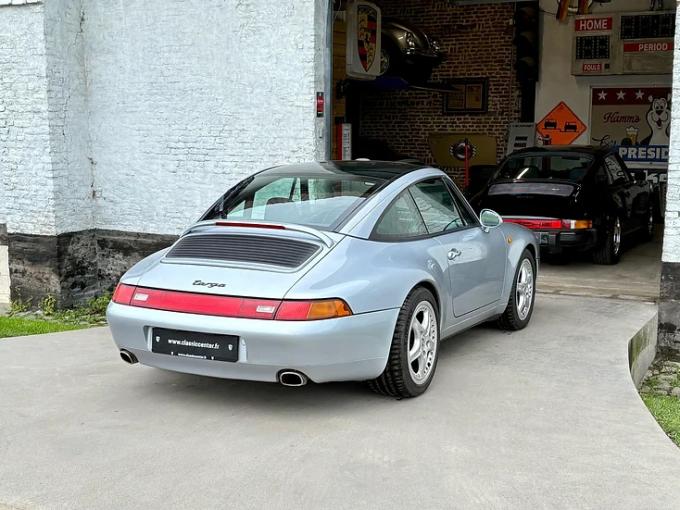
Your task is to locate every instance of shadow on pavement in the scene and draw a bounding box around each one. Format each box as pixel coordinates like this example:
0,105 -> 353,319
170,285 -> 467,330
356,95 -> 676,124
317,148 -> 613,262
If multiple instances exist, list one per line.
122,321 -> 485,410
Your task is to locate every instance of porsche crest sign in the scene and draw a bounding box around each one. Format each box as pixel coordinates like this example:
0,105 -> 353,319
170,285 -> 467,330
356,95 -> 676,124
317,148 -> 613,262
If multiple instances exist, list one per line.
346,1 -> 382,80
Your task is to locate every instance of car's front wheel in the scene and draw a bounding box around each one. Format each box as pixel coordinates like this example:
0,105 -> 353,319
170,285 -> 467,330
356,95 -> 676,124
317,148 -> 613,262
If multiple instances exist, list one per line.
369,287 -> 439,398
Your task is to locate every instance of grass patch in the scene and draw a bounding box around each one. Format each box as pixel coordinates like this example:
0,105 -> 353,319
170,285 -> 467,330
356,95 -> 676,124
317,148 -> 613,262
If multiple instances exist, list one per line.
0,316 -> 85,338
1,292 -> 111,339
641,394 -> 680,446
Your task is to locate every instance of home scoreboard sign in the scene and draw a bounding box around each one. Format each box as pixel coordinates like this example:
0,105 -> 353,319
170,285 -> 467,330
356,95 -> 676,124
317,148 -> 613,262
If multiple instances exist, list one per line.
575,16 -> 613,32
590,86 -> 671,167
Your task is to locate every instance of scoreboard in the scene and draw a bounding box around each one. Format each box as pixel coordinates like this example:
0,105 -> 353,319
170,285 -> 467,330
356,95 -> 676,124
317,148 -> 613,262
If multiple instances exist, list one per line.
572,11 -> 675,76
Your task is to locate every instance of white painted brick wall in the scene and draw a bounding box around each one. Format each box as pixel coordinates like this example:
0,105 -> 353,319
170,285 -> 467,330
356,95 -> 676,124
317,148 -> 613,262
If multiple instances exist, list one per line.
44,0 -> 94,233
0,2 -> 58,235
664,3 -> 680,264
1,0 -> 320,238
85,0 -> 320,235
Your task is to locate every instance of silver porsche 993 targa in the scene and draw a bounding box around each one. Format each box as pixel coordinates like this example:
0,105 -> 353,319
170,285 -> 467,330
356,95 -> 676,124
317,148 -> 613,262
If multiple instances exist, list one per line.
107,161 -> 538,398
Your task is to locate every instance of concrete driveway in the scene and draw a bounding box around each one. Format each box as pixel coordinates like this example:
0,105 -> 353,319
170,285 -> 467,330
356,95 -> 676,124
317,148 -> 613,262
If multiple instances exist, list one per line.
1,294 -> 679,509
539,231 -> 662,301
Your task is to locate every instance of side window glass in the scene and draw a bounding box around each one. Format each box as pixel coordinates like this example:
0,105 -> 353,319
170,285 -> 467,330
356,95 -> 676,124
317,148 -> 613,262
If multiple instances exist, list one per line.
604,156 -> 629,186
246,177 -> 296,220
615,154 -> 634,182
594,165 -> 609,185
445,180 -> 478,225
410,179 -> 466,233
226,201 -> 246,219
374,192 -> 428,238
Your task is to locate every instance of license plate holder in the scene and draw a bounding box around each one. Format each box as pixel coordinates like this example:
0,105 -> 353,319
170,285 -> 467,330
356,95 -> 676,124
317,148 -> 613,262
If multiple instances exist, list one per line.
151,328 -> 239,362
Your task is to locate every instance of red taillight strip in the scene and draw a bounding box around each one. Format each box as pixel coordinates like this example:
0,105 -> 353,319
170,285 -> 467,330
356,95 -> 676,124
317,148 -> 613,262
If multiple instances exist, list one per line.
112,284 -> 280,319
111,284 -> 353,320
215,221 -> 287,230
504,218 -> 562,230
112,283 -> 136,305
503,218 -> 592,230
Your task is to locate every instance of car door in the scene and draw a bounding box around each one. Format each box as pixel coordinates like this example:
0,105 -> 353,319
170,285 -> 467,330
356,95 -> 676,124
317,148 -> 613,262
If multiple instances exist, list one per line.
409,178 -> 506,318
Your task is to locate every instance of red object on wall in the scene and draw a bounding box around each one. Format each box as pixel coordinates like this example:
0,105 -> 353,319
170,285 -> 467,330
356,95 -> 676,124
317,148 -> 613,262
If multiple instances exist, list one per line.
316,92 -> 324,117
582,63 -> 602,73
463,138 -> 470,189
623,41 -> 674,53
574,17 -> 613,32
556,0 -> 570,22
335,122 -> 343,160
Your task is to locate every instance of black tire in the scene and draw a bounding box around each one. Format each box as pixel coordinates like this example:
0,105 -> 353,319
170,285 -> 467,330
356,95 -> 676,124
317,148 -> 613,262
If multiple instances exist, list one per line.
368,287 -> 439,399
652,186 -> 664,223
592,215 -> 622,265
640,207 -> 654,242
498,249 -> 536,331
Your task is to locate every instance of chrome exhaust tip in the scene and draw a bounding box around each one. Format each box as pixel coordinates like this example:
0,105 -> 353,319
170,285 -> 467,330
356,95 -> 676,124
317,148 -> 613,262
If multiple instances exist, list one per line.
278,370 -> 308,387
119,349 -> 138,365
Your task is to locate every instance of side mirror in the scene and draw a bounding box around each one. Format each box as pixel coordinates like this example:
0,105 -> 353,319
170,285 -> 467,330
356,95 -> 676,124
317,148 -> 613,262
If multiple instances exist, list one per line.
480,209 -> 503,231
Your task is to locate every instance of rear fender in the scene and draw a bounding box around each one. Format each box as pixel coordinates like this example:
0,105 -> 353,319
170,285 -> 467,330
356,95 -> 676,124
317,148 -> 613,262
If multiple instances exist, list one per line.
120,248 -> 171,285
284,236 -> 451,326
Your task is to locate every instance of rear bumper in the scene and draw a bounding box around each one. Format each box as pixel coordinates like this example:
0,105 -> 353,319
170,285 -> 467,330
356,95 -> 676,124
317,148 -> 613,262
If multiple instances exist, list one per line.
106,302 -> 399,383
534,228 -> 598,254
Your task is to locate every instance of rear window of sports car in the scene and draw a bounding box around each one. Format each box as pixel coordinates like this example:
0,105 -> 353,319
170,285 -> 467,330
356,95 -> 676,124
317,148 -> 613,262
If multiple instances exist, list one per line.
496,153 -> 594,183
202,174 -> 384,230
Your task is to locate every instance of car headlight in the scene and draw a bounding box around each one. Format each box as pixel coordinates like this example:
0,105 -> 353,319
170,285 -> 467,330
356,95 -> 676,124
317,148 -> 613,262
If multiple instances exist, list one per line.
405,32 -> 416,49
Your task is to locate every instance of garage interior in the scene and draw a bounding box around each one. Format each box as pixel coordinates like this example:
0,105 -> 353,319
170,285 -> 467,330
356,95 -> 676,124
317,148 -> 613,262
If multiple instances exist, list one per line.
330,0 -> 673,301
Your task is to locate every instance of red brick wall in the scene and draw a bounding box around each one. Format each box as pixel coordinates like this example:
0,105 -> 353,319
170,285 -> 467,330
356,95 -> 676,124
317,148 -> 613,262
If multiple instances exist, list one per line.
358,0 -> 521,184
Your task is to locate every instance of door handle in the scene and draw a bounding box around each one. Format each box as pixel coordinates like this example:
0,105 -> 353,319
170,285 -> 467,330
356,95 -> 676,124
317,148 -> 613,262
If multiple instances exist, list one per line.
448,248 -> 462,261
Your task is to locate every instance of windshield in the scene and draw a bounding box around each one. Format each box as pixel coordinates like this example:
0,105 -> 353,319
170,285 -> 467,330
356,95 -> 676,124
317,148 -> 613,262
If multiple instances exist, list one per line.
496,153 -> 594,183
202,174 -> 385,230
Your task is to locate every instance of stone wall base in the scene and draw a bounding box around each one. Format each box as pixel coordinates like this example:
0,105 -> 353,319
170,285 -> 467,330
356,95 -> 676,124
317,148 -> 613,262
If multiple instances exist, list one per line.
8,229 -> 176,307
0,224 -> 10,304
659,261 -> 680,357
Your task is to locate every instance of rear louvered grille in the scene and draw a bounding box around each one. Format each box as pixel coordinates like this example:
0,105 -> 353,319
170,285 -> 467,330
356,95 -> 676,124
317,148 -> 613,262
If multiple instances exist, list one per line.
165,234 -> 320,268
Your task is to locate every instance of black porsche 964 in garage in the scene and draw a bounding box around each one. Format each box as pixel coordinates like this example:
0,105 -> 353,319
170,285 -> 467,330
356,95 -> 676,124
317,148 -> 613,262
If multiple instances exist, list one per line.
474,146 -> 654,265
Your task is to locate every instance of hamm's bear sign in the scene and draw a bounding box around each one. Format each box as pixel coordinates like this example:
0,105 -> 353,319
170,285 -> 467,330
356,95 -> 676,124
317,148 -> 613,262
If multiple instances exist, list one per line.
591,86 -> 671,166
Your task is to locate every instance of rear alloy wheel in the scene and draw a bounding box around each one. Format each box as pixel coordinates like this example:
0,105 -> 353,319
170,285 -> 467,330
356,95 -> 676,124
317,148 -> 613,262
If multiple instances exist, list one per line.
592,216 -> 622,265
369,287 -> 439,398
498,249 -> 536,331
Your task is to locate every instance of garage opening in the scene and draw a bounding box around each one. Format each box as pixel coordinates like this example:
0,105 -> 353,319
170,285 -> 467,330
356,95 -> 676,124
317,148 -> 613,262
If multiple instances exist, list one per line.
329,0 -> 673,301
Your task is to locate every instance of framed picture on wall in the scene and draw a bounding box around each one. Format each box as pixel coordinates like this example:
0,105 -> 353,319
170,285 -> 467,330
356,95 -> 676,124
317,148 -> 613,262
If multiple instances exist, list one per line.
442,78 -> 489,114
